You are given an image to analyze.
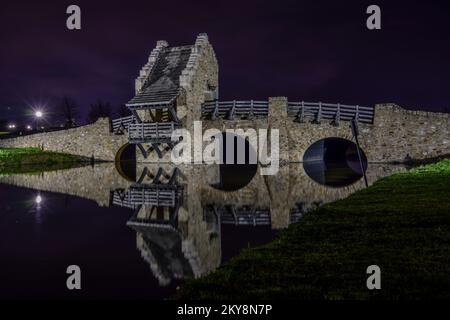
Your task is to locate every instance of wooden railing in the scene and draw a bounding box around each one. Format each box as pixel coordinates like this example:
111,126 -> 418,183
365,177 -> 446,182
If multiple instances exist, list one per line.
201,100 -> 374,124
202,100 -> 269,119
127,185 -> 181,207
112,184 -> 183,209
204,205 -> 271,226
287,101 -> 374,124
289,207 -> 305,224
111,115 -> 135,133
221,210 -> 271,226
128,122 -> 179,143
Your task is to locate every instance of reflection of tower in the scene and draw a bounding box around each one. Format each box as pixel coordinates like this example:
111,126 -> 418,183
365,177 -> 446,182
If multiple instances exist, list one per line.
112,165 -> 222,286
115,167 -> 190,286
132,225 -> 193,286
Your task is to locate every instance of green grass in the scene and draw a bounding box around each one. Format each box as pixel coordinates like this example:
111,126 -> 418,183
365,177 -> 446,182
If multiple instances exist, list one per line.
0,147 -> 90,175
178,159 -> 450,300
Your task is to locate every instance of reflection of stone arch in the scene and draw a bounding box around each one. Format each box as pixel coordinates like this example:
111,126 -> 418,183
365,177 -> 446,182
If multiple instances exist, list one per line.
115,143 -> 136,182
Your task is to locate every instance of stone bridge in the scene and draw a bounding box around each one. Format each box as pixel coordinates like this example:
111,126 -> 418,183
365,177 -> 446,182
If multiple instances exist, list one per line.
0,33 -> 449,163
200,99 -> 449,163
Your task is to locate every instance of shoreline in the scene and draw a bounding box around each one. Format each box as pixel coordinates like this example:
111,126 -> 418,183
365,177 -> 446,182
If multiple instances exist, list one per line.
0,147 -> 92,175
177,158 -> 450,300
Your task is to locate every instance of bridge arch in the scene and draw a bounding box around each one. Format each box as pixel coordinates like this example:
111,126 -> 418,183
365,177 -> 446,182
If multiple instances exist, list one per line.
115,143 -> 137,182
303,137 -> 368,187
208,132 -> 258,191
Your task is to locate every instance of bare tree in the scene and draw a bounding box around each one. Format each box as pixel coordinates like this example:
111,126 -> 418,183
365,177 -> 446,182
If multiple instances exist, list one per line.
59,96 -> 78,128
87,100 -> 112,123
0,118 -> 7,130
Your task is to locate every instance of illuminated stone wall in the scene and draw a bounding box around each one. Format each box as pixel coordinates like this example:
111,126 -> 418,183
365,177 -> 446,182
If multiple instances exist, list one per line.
204,101 -> 450,163
0,118 -> 128,161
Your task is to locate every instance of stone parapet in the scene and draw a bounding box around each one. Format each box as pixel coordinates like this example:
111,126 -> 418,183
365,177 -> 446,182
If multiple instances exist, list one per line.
0,118 -> 128,161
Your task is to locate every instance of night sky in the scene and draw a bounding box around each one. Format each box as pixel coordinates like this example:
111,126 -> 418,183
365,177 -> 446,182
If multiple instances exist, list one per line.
1,0 -> 449,125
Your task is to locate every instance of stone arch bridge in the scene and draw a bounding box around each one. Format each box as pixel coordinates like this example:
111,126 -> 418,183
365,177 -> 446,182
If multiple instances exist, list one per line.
1,33 -> 448,162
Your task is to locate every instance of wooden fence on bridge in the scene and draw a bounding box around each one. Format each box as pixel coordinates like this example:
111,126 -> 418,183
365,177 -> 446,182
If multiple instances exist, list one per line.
112,116 -> 179,143
128,122 -> 179,143
112,115 -> 135,133
202,100 -> 269,119
287,101 -> 374,124
111,100 -> 374,144
201,100 -> 374,124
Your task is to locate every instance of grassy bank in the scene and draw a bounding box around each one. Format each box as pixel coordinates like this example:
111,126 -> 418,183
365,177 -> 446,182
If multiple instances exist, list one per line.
178,159 -> 450,300
0,147 -> 90,175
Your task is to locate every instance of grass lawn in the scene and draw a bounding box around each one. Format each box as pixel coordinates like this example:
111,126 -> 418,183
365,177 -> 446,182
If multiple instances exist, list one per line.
178,159 -> 450,300
0,147 -> 90,175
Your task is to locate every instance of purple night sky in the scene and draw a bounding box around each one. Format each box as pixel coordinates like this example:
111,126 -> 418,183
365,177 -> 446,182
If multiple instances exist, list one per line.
0,0 -> 449,124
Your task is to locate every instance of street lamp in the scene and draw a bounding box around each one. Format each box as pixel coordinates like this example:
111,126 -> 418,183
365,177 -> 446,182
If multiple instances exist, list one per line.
35,110 -> 43,131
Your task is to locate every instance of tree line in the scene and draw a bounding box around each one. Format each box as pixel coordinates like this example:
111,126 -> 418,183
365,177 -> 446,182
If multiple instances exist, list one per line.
0,96 -> 131,133
57,96 -> 131,128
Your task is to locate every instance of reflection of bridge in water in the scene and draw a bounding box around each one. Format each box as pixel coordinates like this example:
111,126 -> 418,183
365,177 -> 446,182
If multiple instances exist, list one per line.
113,169 -> 183,210
0,162 -> 407,286
205,205 -> 272,226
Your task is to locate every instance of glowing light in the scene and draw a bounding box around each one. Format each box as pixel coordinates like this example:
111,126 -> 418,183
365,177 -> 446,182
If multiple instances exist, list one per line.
8,124 -> 16,129
35,111 -> 43,118
35,195 -> 42,204
26,125 -> 32,130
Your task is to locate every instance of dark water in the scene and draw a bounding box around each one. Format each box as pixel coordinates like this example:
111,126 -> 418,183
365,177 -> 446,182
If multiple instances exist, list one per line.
0,158 -> 404,300
0,172 -> 275,299
0,185 -> 176,299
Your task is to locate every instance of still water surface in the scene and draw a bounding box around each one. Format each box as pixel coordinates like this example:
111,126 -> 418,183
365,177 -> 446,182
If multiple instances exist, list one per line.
0,161 -> 406,299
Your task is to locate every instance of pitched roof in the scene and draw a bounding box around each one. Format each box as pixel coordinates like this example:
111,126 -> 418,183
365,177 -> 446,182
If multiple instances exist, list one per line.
127,45 -> 193,107
130,225 -> 194,284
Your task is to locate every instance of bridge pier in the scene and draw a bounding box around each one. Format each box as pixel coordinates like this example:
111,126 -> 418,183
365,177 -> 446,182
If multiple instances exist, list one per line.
268,97 -> 290,164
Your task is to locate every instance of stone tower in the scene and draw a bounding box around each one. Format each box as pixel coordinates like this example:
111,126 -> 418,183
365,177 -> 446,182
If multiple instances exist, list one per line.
126,33 -> 219,162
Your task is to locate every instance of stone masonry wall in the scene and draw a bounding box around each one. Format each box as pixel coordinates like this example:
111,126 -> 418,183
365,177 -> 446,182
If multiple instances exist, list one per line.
181,33 -> 219,163
204,100 -> 449,163
362,104 -> 450,162
0,163 -> 132,207
0,118 -> 128,161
